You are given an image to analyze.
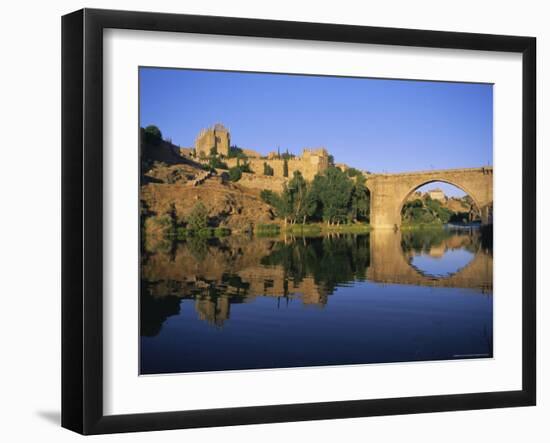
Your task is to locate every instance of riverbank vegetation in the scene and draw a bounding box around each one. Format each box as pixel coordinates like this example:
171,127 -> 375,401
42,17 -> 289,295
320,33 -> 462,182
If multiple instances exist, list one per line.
401,194 -> 478,227
401,196 -> 454,224
260,167 -> 370,227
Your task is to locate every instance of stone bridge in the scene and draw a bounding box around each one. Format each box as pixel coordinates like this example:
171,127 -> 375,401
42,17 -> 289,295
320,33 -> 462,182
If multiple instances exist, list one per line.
366,167 -> 493,229
366,229 -> 493,291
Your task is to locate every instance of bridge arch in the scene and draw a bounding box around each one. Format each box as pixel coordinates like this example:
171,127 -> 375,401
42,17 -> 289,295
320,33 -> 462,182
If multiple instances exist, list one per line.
398,179 -> 482,224
366,167 -> 493,229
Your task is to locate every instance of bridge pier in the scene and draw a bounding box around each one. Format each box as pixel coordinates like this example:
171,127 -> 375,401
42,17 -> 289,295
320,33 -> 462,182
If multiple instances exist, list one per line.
370,191 -> 401,230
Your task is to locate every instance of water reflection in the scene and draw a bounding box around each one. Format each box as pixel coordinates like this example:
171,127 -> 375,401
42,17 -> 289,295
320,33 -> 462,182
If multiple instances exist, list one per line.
368,229 -> 492,290
140,228 -> 493,373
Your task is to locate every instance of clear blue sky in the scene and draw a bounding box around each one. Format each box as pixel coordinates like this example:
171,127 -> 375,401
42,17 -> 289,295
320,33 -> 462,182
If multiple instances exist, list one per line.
140,67 -> 492,197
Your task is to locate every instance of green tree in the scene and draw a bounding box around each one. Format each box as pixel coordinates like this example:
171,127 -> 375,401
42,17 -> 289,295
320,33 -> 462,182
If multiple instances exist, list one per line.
263,162 -> 274,176
401,196 -> 457,225
240,161 -> 252,173
261,188 -> 292,226
311,167 -> 354,225
228,146 -> 247,159
207,146 -> 227,170
143,125 -> 162,145
346,167 -> 362,177
287,171 -> 310,224
349,173 -> 370,222
283,158 -> 289,177
301,185 -> 319,223
187,201 -> 209,231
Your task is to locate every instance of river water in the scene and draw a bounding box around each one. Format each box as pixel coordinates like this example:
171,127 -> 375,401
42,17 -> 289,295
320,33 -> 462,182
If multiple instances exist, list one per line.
140,227 -> 493,374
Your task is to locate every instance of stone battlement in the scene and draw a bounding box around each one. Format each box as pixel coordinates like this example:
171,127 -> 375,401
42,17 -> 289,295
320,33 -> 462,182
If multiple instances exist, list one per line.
225,147 -> 330,182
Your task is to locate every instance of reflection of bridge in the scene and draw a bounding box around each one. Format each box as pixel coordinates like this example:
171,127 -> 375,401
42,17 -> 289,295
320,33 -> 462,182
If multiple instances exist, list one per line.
366,167 -> 493,229
366,229 -> 493,291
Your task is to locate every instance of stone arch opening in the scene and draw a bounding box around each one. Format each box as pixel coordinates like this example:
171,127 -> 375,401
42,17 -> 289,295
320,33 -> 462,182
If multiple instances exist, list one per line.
399,179 -> 482,226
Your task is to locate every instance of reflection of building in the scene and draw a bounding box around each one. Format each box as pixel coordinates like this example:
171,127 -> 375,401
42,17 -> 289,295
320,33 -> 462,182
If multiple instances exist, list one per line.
238,267 -> 328,306
195,296 -> 231,326
428,244 -> 446,257
427,188 -> 445,201
195,123 -> 230,157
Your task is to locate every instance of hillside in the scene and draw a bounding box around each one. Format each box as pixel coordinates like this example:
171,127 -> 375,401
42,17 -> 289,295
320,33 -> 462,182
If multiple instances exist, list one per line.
140,136 -> 275,239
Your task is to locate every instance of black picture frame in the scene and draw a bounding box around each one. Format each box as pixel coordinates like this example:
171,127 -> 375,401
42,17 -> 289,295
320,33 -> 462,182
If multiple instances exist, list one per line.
62,8 -> 536,435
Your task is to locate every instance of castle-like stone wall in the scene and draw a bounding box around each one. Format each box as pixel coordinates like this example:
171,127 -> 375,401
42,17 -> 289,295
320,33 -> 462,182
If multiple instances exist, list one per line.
226,148 -> 330,182
189,125 -> 335,192
235,172 -> 288,192
427,188 -> 445,201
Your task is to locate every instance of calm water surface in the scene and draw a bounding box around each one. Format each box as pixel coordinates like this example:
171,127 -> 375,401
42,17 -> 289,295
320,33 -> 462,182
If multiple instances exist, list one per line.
140,228 -> 493,374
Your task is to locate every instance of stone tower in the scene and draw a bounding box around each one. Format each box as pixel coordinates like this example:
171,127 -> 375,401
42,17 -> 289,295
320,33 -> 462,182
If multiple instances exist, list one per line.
301,148 -> 330,178
195,123 -> 230,157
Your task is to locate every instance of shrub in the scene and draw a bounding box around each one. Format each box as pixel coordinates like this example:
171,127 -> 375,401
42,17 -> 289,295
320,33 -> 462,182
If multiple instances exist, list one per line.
287,224 -> 322,234
187,202 -> 209,231
214,227 -> 231,237
176,227 -> 192,240
227,146 -> 248,159
197,227 -> 214,238
228,166 -> 242,182
208,156 -> 228,170
255,223 -> 281,236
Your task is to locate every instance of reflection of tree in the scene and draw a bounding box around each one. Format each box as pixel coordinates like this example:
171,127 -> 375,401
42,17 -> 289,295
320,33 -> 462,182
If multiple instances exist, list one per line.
400,228 -> 490,256
401,229 -> 454,254
221,273 -> 250,295
140,281 -> 181,337
187,236 -> 209,261
261,235 -> 370,294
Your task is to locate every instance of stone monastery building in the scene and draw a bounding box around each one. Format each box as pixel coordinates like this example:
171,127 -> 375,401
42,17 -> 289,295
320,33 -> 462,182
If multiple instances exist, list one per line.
192,123 -> 332,182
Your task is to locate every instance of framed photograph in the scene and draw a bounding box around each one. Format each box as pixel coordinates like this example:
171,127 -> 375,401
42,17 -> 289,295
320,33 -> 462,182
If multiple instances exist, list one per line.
62,8 -> 536,434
